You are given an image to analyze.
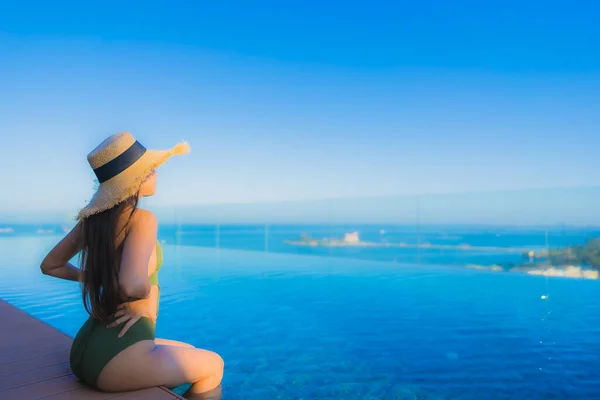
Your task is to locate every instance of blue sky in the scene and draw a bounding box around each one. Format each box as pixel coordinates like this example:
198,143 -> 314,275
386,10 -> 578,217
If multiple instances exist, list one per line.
0,1 -> 599,224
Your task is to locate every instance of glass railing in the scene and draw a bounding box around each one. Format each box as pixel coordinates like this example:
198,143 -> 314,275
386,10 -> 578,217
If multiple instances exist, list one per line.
134,186 -> 600,275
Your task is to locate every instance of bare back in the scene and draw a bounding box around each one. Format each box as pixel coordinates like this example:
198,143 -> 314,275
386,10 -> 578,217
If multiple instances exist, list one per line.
115,208 -> 159,300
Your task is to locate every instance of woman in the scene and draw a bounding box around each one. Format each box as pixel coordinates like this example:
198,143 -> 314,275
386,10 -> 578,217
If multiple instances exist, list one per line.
40,132 -> 223,399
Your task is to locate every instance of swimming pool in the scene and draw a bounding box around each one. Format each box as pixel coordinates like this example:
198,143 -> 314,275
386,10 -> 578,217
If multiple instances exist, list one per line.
1,236 -> 599,399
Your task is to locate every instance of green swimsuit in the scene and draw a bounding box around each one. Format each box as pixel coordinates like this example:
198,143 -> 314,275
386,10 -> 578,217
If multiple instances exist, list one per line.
70,241 -> 163,387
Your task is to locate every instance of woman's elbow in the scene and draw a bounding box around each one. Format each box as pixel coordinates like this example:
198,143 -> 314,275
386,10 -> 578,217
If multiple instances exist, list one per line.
40,264 -> 49,275
40,259 -> 54,275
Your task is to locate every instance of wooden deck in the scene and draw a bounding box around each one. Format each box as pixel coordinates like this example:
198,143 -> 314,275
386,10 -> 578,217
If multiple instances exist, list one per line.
0,298 -> 184,400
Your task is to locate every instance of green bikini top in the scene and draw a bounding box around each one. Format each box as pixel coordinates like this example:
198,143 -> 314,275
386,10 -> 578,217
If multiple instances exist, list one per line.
148,240 -> 163,318
148,240 -> 163,286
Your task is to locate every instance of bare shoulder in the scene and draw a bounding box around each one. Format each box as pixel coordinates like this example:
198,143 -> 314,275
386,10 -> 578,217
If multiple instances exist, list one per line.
120,208 -> 158,262
123,209 -> 158,251
130,209 -> 158,230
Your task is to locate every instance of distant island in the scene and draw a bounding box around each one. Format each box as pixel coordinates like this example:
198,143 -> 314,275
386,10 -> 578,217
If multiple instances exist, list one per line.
285,232 -> 536,253
286,232 -> 600,280
510,237 -> 600,279
521,238 -> 600,269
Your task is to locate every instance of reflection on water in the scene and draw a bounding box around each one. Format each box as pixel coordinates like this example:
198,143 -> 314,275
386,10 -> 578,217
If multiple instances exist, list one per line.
1,236 -> 599,399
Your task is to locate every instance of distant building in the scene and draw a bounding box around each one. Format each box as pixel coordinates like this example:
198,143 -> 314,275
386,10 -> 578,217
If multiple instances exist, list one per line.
344,231 -> 360,243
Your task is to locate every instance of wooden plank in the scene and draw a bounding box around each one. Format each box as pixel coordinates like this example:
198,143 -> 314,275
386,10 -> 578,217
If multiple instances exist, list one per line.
0,298 -> 182,399
38,384 -> 183,400
0,361 -> 71,390
40,386 -> 181,400
2,320 -> 66,336
39,386 -> 131,400
0,331 -> 72,351
0,341 -> 72,360
0,332 -> 66,352
0,340 -> 71,364
0,350 -> 70,378
1,374 -> 85,399
109,387 -> 180,399
42,389 -> 117,400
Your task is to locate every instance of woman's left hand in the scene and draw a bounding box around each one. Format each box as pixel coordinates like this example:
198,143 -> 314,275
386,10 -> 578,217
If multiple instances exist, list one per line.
106,302 -> 155,337
107,285 -> 158,337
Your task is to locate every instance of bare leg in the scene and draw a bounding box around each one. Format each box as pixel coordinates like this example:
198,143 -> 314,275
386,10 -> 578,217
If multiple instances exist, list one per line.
154,338 -> 221,398
97,340 -> 224,397
155,338 -> 196,348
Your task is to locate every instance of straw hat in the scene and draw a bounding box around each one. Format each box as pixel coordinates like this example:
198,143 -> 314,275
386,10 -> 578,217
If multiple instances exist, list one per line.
76,132 -> 190,220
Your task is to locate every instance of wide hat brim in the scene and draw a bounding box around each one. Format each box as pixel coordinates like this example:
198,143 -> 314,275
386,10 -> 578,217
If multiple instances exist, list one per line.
76,142 -> 190,220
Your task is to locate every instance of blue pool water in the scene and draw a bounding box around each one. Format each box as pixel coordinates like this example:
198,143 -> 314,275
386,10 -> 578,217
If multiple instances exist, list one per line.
1,235 -> 599,399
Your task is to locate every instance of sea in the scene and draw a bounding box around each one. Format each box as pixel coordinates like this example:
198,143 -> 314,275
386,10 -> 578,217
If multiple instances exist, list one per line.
1,223 -> 599,399
5,222 -> 600,266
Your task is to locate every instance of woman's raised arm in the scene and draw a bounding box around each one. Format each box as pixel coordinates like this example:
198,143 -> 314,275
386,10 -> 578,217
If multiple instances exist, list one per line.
40,222 -> 84,282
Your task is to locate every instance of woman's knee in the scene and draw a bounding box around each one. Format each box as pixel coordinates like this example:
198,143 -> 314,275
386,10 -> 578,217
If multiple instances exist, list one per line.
202,350 -> 224,385
209,351 -> 224,375
184,349 -> 224,382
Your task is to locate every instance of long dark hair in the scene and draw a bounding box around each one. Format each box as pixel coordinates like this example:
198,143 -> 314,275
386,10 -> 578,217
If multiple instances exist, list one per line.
80,193 -> 139,321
